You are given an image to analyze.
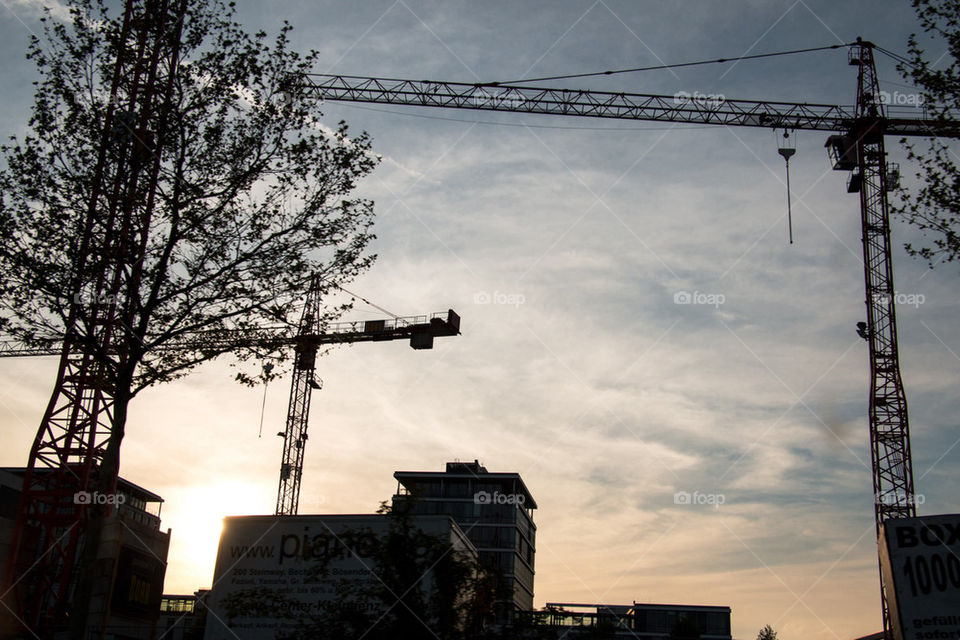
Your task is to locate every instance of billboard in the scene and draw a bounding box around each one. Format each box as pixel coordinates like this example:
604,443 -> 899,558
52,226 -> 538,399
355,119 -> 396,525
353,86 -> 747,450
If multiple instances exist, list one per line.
880,514 -> 960,640
203,514 -> 475,640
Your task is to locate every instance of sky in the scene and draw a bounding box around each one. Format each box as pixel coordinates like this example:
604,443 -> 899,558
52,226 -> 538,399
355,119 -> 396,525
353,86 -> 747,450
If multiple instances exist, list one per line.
1,1 -> 959,639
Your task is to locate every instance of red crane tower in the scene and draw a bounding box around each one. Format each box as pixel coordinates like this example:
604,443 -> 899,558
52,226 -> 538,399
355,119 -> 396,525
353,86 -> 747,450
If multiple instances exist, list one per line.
1,0 -> 188,633
295,38 -> 955,631
0,0 -> 463,631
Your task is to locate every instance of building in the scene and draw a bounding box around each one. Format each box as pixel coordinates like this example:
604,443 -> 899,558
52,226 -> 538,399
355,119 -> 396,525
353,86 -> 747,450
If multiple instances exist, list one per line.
631,603 -> 732,640
203,514 -> 479,640
524,602 -> 732,639
158,590 -> 209,640
392,459 -> 537,616
0,467 -> 170,640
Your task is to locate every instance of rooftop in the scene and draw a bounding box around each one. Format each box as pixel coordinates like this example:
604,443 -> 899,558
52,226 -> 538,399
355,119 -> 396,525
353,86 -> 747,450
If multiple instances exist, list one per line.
394,460 -> 537,508
0,467 -> 164,504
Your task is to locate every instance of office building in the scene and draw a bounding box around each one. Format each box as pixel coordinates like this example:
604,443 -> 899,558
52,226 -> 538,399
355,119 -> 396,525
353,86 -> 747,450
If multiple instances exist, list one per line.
203,513 -> 478,640
392,459 -> 537,615
0,467 -> 169,640
528,602 -> 732,639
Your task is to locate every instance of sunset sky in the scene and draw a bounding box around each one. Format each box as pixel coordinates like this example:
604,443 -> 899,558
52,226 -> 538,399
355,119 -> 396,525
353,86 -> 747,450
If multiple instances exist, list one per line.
2,1 -> 960,639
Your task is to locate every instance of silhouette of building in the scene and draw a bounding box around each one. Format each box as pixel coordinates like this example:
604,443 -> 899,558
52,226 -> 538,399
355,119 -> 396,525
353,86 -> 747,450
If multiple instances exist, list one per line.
202,514 -> 479,640
524,602 -> 732,639
392,459 -> 537,616
630,603 -> 732,639
0,467 -> 169,640
158,590 -> 209,640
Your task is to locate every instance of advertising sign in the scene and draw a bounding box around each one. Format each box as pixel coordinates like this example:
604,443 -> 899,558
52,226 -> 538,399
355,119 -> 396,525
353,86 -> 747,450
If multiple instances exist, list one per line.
203,514 -> 472,640
880,514 -> 960,640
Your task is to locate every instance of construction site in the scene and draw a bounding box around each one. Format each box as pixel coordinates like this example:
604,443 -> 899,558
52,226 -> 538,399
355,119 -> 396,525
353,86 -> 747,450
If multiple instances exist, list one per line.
1,0 -> 959,639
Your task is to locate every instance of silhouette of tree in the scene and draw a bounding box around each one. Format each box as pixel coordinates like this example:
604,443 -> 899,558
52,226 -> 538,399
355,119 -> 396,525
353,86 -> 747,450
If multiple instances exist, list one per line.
0,0 -> 376,633
756,624 -> 779,640
894,0 -> 960,267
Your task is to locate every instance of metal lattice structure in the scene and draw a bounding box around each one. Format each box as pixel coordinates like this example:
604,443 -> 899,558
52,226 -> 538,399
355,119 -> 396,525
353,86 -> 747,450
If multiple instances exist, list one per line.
1,27 -> 949,634
0,0 -> 463,632
303,73 -> 955,137
276,277 -> 324,517
3,0 -> 187,633
851,40 -> 917,630
274,275 -> 461,515
0,291 -> 461,525
299,38 -> 954,634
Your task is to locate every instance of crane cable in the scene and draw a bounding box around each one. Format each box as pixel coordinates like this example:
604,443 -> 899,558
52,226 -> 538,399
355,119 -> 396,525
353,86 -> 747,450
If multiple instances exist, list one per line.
255,279 -> 404,435
257,362 -> 274,438
320,277 -> 409,326
875,45 -> 919,70
486,43 -> 856,86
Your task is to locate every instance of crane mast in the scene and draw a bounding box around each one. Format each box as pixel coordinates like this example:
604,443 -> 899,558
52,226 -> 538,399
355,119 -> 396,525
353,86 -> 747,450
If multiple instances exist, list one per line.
2,0 -> 187,633
277,275 -> 325,516
849,43 -> 916,525
851,41 -> 916,630
300,39 -> 954,634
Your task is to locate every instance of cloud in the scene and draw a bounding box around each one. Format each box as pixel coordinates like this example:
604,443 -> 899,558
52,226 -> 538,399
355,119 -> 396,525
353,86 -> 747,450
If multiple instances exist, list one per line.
1,3 -> 956,639
6,0 -> 71,23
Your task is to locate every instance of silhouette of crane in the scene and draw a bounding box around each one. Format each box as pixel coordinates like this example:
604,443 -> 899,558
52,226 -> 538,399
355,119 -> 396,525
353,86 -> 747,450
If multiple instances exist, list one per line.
295,38 -> 956,632
271,274 -> 460,516
0,272 -> 461,624
0,1 -> 463,630
1,29 -> 953,634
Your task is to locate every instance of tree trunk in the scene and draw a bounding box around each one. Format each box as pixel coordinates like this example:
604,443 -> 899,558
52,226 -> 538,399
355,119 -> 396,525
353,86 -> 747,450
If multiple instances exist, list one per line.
69,367 -> 133,640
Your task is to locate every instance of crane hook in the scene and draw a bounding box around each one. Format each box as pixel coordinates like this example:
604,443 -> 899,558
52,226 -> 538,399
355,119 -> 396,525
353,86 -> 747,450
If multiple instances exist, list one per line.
777,129 -> 797,244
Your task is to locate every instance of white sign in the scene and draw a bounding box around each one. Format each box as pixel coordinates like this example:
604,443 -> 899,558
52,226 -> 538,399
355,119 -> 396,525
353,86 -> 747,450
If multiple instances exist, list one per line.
880,514 -> 960,640
203,514 -> 473,640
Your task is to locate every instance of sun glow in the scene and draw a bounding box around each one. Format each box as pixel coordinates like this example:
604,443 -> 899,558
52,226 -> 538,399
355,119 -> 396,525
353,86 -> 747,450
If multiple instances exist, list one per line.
160,481 -> 274,593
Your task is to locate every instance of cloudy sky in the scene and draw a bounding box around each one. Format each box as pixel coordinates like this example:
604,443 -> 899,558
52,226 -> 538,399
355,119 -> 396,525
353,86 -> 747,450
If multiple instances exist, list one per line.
2,1 -> 959,638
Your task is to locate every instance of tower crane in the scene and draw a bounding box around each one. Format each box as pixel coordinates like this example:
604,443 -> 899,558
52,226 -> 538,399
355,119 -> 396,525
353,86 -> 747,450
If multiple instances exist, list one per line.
0,29 -> 953,635
293,38 -> 958,632
271,274 -> 461,516
0,275 -> 461,629
1,0 -> 187,634
0,0 -> 464,630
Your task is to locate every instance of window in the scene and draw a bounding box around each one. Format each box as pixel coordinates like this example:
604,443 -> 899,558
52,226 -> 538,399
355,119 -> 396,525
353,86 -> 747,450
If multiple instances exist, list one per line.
445,481 -> 470,497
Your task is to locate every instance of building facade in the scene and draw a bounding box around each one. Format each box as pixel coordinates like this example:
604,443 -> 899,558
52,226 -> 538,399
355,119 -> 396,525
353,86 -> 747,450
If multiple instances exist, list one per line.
0,467 -> 170,640
525,602 -> 732,639
392,460 -> 537,614
631,603 -> 732,640
158,590 -> 209,640
203,513 -> 478,640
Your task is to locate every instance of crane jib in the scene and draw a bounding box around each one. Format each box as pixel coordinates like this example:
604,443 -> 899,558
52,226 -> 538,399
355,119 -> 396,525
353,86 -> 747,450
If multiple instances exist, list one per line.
302,74 -> 958,137
0,310 -> 461,357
